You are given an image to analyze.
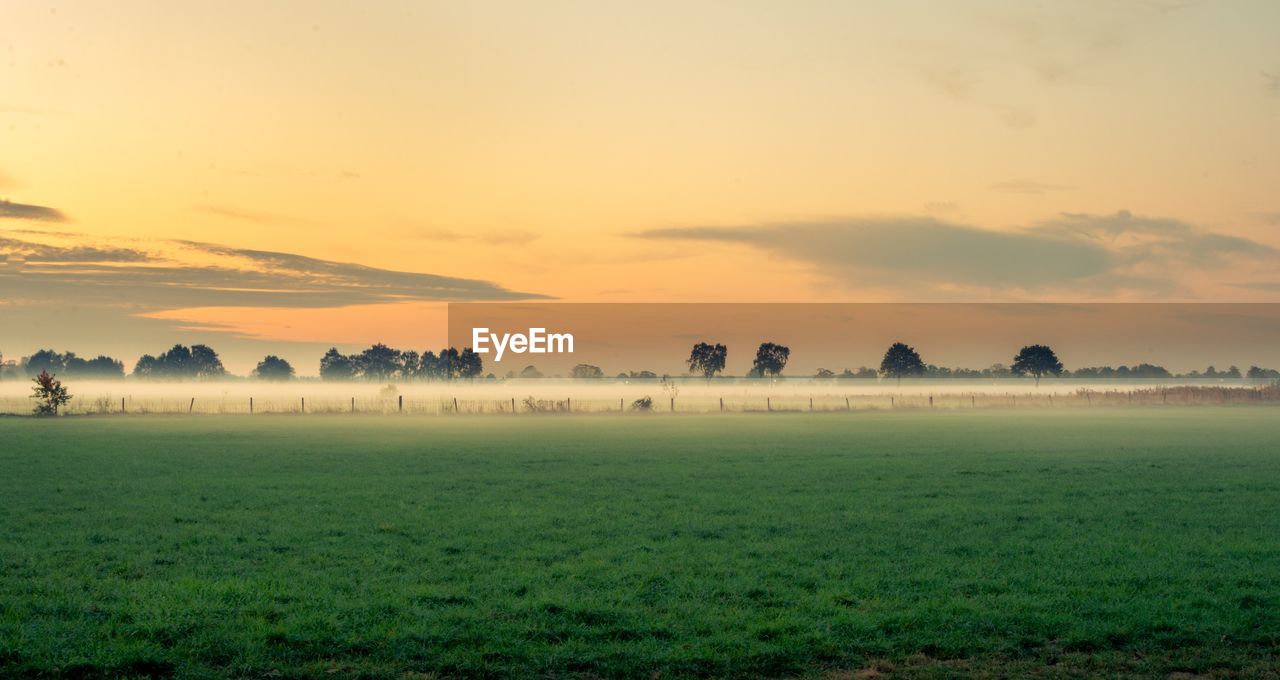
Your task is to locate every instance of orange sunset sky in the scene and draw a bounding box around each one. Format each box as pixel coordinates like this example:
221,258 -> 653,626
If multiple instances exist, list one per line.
2,1 -> 1280,372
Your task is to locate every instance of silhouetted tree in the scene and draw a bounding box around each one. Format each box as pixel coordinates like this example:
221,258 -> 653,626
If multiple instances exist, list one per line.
0,351 -> 15,381
618,370 -> 657,380
190,345 -> 226,379
686,342 -> 727,381
132,354 -> 160,378
437,347 -> 460,379
419,350 -> 443,381
570,364 -> 604,379
752,342 -> 790,379
74,356 -> 125,379
127,344 -> 225,380
880,342 -> 925,386
518,365 -> 544,379
358,343 -> 402,381
1247,366 -> 1280,381
458,348 -> 484,380
156,346 -> 189,377
21,350 -> 123,379
23,349 -> 64,377
252,355 -> 295,381
814,368 -> 835,380
1129,364 -> 1172,379
157,345 -> 192,378
839,367 -> 878,379
319,348 -> 357,380
1011,344 -> 1064,387
984,363 -> 1014,378
398,350 -> 420,381
30,370 -> 71,416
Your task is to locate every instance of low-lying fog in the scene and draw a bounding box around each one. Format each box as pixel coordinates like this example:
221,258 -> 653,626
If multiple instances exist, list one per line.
2,378 -> 1266,415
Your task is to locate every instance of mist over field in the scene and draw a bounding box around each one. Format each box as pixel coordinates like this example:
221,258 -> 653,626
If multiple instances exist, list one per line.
1,377 -> 1269,416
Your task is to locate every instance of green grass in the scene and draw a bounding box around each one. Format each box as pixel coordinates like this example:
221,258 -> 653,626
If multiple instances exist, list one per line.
2,409 -> 1279,678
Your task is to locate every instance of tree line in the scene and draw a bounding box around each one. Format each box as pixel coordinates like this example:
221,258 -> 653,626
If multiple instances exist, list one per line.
0,344 -> 487,382
3,341 -> 1280,383
684,341 -> 1280,385
318,344 -> 484,381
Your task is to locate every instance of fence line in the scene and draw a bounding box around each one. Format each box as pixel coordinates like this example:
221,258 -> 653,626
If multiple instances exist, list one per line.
4,385 -> 1279,417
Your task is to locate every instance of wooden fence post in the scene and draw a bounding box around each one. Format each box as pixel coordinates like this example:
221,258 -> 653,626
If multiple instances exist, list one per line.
351,397 -> 355,413
453,397 -> 459,413
928,395 -> 933,408
189,397 -> 195,413
720,397 -> 725,412
121,397 -> 126,414
301,397 -> 305,413
398,395 -> 403,413
845,397 -> 851,411
249,397 -> 253,414
767,397 -> 772,412
810,397 -> 814,411
513,397 -> 517,414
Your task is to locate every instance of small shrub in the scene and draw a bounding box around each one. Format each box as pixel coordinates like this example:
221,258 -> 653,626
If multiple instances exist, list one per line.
30,370 -> 72,416
631,396 -> 653,411
522,396 -> 568,413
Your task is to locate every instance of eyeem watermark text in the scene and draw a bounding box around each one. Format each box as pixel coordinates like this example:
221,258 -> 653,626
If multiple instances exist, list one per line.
472,327 -> 574,361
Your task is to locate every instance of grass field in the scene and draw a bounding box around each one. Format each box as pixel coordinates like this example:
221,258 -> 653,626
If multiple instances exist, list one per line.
2,410 -> 1279,678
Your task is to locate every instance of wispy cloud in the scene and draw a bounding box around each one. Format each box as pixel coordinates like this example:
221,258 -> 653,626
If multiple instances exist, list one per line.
1264,71 -> 1280,96
0,235 -> 147,263
1033,210 -> 1277,268
197,204 -> 309,225
983,2 -> 1186,85
636,218 -> 1112,290
914,2 -> 1193,126
390,226 -> 540,246
634,210 -> 1278,297
0,199 -> 67,222
915,65 -> 1037,129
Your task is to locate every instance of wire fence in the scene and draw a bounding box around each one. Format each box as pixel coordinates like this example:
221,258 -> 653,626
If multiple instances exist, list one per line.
5,384 -> 1280,417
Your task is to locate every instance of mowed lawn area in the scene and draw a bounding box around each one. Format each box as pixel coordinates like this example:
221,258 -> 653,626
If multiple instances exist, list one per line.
2,410 -> 1279,678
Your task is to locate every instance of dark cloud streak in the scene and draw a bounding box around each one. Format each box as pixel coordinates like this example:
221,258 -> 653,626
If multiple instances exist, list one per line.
0,200 -> 67,222
0,233 -> 548,309
635,210 -> 1279,295
637,218 -> 1113,289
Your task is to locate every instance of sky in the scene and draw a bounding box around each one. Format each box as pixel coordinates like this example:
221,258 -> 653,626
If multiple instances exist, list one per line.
2,0 -> 1280,373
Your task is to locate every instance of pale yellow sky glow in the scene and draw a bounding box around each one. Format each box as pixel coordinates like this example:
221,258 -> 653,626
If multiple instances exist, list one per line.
3,0 -> 1280,370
